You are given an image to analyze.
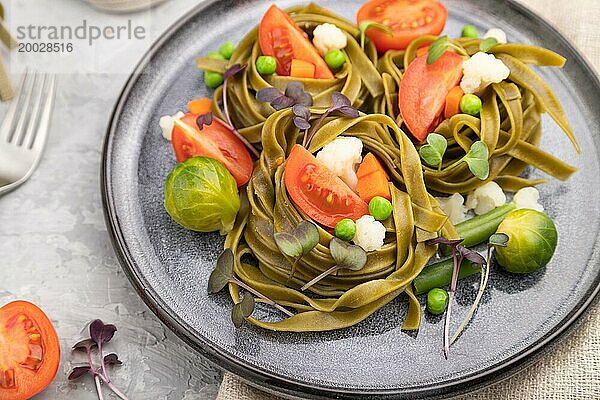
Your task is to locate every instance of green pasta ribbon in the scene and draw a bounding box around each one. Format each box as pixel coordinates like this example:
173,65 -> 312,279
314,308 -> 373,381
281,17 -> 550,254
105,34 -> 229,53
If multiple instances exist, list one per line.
196,3 -> 384,144
224,109 -> 451,332
376,36 -> 579,194
202,7 -> 580,332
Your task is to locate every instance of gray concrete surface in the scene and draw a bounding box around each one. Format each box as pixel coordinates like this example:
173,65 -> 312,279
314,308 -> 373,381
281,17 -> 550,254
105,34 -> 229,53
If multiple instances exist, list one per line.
0,0 -> 222,398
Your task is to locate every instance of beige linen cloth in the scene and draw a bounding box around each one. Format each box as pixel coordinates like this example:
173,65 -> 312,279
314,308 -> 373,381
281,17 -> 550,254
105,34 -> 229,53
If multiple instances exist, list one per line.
217,0 -> 600,398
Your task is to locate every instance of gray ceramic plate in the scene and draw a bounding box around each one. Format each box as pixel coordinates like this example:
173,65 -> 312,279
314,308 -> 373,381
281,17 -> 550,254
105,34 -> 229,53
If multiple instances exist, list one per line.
102,0 -> 600,398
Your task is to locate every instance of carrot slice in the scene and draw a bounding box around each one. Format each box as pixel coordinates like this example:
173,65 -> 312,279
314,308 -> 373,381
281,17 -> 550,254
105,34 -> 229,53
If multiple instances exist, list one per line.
356,153 -> 391,202
416,45 -> 430,57
357,153 -> 389,179
188,98 -> 212,115
444,86 -> 464,119
290,59 -> 316,79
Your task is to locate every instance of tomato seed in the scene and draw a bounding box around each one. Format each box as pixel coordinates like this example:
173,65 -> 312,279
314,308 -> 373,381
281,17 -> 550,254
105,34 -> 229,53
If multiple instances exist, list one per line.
0,368 -> 16,389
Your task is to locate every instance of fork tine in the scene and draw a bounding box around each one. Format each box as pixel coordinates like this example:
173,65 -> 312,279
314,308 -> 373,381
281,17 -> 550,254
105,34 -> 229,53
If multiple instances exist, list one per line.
11,72 -> 38,145
0,70 -> 30,143
30,74 -> 56,152
22,74 -> 48,149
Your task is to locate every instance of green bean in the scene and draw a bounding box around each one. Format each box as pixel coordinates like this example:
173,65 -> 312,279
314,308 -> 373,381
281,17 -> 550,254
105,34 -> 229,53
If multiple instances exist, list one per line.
440,203 -> 517,256
456,203 -> 517,248
413,259 -> 481,295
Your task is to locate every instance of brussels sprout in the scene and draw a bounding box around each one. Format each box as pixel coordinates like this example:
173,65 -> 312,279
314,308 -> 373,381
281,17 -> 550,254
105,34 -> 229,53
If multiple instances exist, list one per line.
164,157 -> 240,234
494,209 -> 558,273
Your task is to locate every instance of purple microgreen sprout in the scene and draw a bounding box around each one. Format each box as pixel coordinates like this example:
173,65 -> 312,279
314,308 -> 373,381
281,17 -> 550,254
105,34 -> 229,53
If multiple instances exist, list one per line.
256,81 -> 313,111
274,220 -> 319,279
219,64 -> 260,158
292,104 -> 311,132
68,320 -> 129,400
208,249 -> 295,324
196,112 -> 213,130
302,91 -> 359,148
425,237 -> 486,359
451,233 -> 508,345
301,237 -> 367,291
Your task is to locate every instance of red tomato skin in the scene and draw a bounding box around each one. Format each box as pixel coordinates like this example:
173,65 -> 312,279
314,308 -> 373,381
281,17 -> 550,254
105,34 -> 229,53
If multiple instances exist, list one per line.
284,145 -> 369,228
399,52 -> 464,142
171,114 -> 253,187
0,301 -> 60,400
357,0 -> 448,52
258,5 -> 333,79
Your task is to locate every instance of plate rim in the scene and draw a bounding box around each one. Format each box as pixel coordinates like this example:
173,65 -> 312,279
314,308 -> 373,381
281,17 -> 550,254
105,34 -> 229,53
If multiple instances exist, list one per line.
101,0 -> 600,398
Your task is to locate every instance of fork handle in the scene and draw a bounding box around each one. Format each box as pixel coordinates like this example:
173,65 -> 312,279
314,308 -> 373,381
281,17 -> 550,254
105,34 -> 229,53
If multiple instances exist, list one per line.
0,56 -> 13,101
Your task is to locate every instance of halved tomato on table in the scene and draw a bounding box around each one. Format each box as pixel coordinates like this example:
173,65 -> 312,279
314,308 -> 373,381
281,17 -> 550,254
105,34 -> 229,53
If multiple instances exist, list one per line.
357,0 -> 448,52
259,5 -> 334,79
399,52 -> 464,142
172,113 -> 253,187
284,145 -> 369,228
0,301 -> 60,400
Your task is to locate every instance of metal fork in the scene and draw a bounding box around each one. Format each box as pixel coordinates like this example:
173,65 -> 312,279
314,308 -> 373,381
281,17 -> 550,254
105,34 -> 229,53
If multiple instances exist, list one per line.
0,71 -> 56,196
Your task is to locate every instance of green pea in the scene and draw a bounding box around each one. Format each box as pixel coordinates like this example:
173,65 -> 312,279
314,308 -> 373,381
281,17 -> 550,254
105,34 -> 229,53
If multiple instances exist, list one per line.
205,70 -> 224,89
427,288 -> 449,315
256,55 -> 277,75
368,196 -> 393,221
207,51 -> 226,60
460,94 -> 483,116
324,49 -> 346,70
219,42 -> 236,60
334,218 -> 356,241
461,25 -> 480,39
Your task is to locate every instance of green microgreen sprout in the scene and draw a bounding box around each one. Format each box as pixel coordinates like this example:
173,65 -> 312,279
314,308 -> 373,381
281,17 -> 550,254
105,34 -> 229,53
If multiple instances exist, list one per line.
231,292 -> 256,328
427,36 -> 469,65
445,141 -> 490,180
419,133 -> 448,170
426,237 -> 486,359
450,233 -> 508,345
274,220 -> 320,279
208,249 -> 294,326
479,37 -> 499,52
358,20 -> 393,50
301,237 -> 367,292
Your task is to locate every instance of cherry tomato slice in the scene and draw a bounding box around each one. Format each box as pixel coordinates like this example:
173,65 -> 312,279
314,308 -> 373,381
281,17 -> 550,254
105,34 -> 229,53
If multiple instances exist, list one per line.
259,5 -> 334,79
284,144 -> 369,228
0,301 -> 60,400
399,52 -> 464,142
357,0 -> 448,52
172,114 -> 253,187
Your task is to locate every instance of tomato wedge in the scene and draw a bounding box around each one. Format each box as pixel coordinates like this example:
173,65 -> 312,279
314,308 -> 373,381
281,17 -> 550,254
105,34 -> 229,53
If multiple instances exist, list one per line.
259,5 -> 334,79
172,114 -> 253,187
399,52 -> 464,142
284,144 -> 369,228
0,301 -> 60,400
357,0 -> 448,52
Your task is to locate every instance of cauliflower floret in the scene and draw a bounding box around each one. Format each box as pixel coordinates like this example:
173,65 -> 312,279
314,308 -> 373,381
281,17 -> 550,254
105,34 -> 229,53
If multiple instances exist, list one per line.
483,28 -> 508,44
460,52 -> 510,94
316,137 -> 362,189
159,111 -> 184,141
466,181 -> 506,215
436,193 -> 467,225
513,187 -> 544,212
353,215 -> 386,252
312,23 -> 347,56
